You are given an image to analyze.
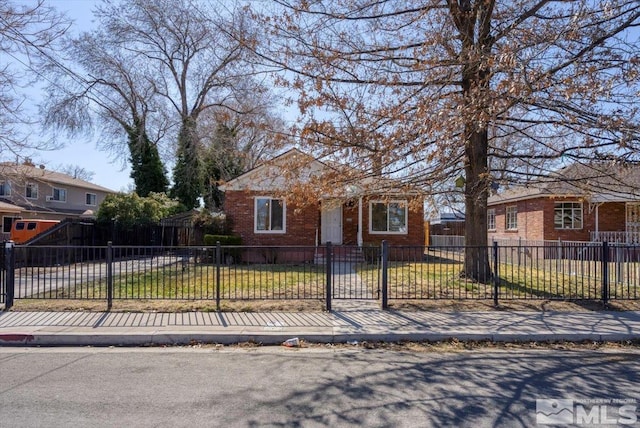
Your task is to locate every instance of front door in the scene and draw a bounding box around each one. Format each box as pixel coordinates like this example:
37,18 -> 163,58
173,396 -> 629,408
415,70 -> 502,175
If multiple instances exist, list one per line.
321,201 -> 343,245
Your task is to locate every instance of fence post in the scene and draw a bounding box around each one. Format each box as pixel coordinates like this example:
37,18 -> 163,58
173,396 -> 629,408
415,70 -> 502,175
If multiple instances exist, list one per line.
493,241 -> 499,307
215,241 -> 221,311
106,241 -> 113,310
325,242 -> 332,312
602,241 -> 609,305
381,240 -> 389,310
4,241 -> 15,310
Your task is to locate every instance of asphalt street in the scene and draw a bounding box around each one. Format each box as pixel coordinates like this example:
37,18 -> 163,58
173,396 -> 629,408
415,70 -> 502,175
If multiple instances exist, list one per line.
1,347 -> 639,427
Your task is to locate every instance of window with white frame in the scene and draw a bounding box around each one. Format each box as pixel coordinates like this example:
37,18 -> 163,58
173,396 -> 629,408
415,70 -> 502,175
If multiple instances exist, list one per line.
487,208 -> 496,230
86,193 -> 97,206
0,181 -> 10,196
51,187 -> 67,202
25,183 -> 38,199
2,216 -> 19,233
370,200 -> 408,234
506,205 -> 518,230
554,202 -> 582,229
255,197 -> 285,233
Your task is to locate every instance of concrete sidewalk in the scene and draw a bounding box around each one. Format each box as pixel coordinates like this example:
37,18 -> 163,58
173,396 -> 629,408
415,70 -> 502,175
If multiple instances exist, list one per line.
1,305 -> 640,346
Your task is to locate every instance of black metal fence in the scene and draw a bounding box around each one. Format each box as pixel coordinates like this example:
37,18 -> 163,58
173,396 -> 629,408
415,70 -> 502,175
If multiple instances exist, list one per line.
2,240 -> 639,311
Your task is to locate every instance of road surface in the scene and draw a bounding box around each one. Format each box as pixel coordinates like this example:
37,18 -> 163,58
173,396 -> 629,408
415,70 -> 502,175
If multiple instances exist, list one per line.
1,346 -> 639,427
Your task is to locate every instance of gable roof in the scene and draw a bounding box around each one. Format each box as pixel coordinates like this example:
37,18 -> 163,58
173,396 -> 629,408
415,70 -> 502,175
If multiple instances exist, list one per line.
488,162 -> 640,205
0,162 -> 115,193
218,148 -> 332,192
219,148 -> 425,199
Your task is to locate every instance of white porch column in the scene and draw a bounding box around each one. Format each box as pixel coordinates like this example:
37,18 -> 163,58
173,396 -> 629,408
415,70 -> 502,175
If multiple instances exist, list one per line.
595,204 -> 599,239
357,196 -> 363,247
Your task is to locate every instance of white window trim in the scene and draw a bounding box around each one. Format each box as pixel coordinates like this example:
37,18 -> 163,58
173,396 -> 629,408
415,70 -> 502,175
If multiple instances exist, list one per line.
487,208 -> 496,231
0,181 -> 11,197
25,183 -> 38,199
85,193 -> 97,206
554,201 -> 583,230
2,215 -> 20,233
369,200 -> 409,235
254,196 -> 286,234
50,187 -> 67,203
506,205 -> 518,230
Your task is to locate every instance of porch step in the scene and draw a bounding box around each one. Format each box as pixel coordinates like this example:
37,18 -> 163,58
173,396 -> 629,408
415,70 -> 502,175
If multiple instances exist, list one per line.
314,248 -> 366,264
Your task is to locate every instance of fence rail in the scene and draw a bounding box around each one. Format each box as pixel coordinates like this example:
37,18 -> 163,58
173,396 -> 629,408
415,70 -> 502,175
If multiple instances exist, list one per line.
2,240 -> 639,311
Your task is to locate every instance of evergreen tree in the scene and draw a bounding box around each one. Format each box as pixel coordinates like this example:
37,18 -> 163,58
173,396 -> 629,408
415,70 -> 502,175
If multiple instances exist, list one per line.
127,120 -> 168,197
171,117 -> 203,208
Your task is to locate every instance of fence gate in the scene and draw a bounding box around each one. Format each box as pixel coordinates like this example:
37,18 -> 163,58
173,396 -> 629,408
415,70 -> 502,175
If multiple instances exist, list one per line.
328,245 -> 380,301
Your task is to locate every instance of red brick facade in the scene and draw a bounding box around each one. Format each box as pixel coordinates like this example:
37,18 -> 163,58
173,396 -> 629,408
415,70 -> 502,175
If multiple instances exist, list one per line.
224,191 -> 425,247
488,197 -> 627,241
223,190 -> 319,246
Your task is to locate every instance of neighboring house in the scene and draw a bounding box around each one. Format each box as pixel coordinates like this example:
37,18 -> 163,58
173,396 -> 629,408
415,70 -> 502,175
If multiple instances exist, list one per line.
0,161 -> 116,241
219,149 -> 425,256
487,162 -> 640,243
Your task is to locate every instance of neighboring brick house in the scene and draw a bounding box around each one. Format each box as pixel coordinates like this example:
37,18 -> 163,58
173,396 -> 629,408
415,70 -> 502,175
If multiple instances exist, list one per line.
219,149 -> 425,252
487,163 -> 640,243
0,161 -> 116,241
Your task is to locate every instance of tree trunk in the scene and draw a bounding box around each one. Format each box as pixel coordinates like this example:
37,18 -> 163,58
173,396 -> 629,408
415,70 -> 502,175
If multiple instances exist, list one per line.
463,127 -> 491,283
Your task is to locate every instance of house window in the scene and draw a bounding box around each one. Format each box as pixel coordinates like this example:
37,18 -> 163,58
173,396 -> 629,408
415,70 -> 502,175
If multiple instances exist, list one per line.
554,202 -> 582,229
25,183 -> 38,199
255,197 -> 285,233
487,208 -> 496,230
2,216 -> 19,233
0,181 -> 10,196
506,205 -> 518,230
370,201 -> 408,234
86,193 -> 97,206
51,187 -> 67,202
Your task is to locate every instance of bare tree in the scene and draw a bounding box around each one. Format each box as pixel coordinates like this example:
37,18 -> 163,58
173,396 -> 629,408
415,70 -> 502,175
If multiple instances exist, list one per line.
42,24 -> 170,196
54,164 -> 95,182
254,0 -> 640,282
91,0 -> 255,208
199,87 -> 286,209
43,0 -> 266,207
0,0 -> 69,160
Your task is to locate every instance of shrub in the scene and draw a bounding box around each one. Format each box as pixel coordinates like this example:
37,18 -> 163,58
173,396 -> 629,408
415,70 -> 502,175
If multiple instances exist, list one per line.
202,234 -> 242,264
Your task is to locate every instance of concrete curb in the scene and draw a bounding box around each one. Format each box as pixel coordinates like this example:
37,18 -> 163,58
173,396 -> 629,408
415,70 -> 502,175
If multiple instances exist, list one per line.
1,331 -> 638,347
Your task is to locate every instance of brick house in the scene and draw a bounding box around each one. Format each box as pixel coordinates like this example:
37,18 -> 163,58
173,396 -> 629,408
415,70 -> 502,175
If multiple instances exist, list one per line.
487,163 -> 640,243
219,149 -> 425,257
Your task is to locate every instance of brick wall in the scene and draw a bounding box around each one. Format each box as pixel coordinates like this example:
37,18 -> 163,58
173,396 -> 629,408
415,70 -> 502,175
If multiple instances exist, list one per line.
488,199 -> 545,241
223,190 -> 319,246
224,191 -> 425,247
488,197 -> 627,242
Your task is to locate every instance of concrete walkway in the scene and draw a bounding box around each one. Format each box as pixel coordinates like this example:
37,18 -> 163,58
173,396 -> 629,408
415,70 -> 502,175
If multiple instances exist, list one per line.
1,307 -> 640,346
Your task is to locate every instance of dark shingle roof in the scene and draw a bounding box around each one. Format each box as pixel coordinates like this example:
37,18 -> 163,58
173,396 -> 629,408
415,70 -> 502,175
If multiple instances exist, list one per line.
488,162 -> 640,205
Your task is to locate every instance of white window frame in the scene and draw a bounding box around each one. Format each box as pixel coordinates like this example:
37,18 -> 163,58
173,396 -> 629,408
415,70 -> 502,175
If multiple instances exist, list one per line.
0,181 -> 10,196
2,216 -> 20,233
369,200 -> 408,235
254,197 -> 286,234
85,193 -> 97,206
51,187 -> 67,202
487,208 -> 496,230
506,205 -> 518,230
554,202 -> 583,230
25,182 -> 38,199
